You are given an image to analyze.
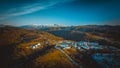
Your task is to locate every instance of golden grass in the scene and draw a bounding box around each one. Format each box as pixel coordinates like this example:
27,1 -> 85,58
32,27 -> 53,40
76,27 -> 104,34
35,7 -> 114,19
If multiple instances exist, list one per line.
86,33 -> 102,40
34,49 -> 78,68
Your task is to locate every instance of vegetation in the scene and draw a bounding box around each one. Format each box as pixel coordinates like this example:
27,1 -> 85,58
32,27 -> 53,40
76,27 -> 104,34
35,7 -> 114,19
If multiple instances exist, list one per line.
34,49 -> 78,68
0,26 -> 64,68
0,25 -> 120,68
47,25 -> 120,48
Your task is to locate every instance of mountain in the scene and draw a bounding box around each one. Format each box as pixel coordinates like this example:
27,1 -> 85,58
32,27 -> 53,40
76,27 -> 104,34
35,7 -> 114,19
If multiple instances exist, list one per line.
20,24 -> 65,29
19,24 -> 120,48
0,25 -> 120,68
46,25 -> 120,48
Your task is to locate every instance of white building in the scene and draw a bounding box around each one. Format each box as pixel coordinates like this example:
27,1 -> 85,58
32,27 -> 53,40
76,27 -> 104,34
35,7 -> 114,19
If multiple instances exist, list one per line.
60,43 -> 71,49
76,41 -> 104,50
30,43 -> 41,49
76,42 -> 90,49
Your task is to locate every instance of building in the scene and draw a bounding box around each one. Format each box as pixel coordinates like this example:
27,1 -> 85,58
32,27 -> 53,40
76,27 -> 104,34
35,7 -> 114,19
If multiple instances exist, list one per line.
30,43 -> 41,49
60,43 -> 71,49
76,42 -> 90,50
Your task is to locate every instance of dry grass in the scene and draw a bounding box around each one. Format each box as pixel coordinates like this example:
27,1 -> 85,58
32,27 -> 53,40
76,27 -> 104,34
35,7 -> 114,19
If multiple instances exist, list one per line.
86,33 -> 102,40
34,49 -> 78,68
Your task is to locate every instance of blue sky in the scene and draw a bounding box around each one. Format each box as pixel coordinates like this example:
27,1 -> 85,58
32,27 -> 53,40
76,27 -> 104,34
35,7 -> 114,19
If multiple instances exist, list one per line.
0,0 -> 120,26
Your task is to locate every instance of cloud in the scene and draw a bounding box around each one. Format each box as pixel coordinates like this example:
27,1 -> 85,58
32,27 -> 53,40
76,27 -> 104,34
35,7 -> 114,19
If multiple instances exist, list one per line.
0,3 -> 54,20
0,0 -> 74,20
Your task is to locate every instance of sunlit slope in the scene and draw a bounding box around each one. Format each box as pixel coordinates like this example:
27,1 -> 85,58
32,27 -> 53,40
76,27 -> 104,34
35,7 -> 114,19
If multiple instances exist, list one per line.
0,26 -> 65,68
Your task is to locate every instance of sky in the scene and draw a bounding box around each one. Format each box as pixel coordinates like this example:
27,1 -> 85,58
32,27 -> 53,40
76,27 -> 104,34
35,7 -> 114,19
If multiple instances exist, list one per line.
0,0 -> 120,26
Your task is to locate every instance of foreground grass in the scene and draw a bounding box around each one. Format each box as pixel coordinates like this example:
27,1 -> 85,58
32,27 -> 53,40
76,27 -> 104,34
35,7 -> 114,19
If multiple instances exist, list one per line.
34,48 -> 78,68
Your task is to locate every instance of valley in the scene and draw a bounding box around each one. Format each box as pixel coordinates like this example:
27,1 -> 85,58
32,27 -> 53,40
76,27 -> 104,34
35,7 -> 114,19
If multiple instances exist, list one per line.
0,25 -> 120,68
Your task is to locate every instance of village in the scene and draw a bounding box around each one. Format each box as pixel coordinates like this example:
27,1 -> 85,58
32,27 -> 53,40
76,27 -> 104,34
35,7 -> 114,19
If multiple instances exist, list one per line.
27,40 -> 120,68
55,40 -> 120,68
29,40 -> 112,50
56,40 -> 106,50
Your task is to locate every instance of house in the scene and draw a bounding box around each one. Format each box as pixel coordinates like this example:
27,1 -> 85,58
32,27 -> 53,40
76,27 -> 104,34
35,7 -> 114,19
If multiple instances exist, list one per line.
77,47 -> 81,49
75,41 -> 101,50
77,42 -> 90,50
60,43 -> 71,49
72,43 -> 81,49
30,43 -> 41,49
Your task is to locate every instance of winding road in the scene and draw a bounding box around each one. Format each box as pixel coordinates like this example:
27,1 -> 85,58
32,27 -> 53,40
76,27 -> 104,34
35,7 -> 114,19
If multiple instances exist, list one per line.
55,45 -> 83,68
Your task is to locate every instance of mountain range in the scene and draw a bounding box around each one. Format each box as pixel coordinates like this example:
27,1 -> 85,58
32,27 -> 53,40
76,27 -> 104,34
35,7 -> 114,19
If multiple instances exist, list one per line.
0,24 -> 120,68
20,24 -> 65,29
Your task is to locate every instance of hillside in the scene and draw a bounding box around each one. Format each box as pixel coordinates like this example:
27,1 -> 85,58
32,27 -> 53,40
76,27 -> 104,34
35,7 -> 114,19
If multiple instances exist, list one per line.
0,26 -> 63,46
0,25 -> 120,68
48,30 -> 102,41
19,25 -> 120,48
46,25 -> 120,48
0,26 -> 78,68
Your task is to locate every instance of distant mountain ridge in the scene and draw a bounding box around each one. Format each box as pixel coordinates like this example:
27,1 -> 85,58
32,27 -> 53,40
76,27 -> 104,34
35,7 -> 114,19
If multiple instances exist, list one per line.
19,24 -> 65,29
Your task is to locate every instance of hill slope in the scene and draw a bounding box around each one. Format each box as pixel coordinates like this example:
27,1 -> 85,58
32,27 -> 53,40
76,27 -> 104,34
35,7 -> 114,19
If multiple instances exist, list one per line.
0,26 -> 77,68
47,25 -> 120,48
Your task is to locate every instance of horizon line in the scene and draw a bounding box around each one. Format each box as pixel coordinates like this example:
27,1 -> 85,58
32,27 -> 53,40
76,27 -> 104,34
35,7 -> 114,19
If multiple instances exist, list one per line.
1,23 -> 120,27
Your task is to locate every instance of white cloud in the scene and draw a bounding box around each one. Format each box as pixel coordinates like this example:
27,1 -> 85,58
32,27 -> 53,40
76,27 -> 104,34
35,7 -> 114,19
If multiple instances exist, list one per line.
0,3 -> 54,20
0,0 -> 74,20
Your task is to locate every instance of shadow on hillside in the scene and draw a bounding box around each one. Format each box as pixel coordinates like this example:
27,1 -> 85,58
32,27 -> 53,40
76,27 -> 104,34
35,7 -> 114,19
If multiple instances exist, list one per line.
11,45 -> 55,68
0,44 -> 55,68
0,44 -> 15,68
